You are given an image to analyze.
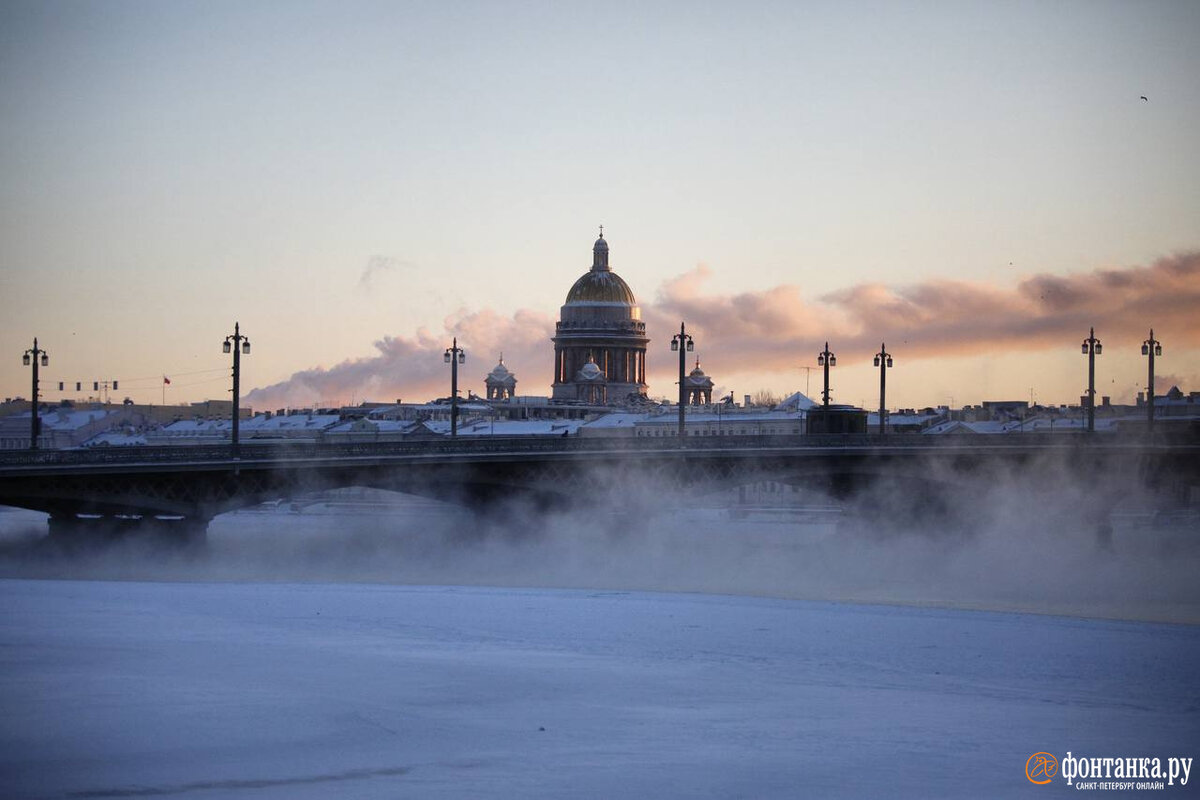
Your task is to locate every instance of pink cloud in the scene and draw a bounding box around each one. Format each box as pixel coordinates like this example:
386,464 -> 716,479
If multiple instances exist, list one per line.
247,251 -> 1200,408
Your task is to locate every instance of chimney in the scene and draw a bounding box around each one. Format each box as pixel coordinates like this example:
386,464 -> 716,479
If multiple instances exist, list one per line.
744,394 -> 751,408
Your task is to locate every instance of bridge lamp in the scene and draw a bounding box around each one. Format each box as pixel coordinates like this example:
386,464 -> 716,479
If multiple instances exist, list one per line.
672,323 -> 695,440
223,322 -> 250,454
817,342 -> 836,407
670,338 -> 694,353
1081,328 -> 1102,433
444,338 -> 465,436
874,343 -> 893,437
22,338 -> 49,450
1142,329 -> 1162,433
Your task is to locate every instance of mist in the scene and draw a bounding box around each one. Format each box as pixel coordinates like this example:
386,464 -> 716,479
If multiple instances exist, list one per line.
1,449 -> 1196,624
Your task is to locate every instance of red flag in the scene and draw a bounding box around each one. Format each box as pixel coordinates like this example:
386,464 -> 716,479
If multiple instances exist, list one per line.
163,376 -> 171,385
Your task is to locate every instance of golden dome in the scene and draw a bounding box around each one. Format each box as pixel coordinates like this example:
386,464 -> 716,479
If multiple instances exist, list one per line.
565,271 -> 637,305
564,232 -> 637,305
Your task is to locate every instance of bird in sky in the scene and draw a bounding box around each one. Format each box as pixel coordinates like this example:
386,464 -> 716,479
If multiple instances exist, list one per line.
1140,95 -> 1149,101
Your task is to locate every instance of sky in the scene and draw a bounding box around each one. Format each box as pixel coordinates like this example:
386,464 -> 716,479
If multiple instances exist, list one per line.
1,0 -> 1198,412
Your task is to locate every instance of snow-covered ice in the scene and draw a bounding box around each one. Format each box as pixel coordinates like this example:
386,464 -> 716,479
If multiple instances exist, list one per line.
2,579 -> 1198,799
1,470 -> 1198,800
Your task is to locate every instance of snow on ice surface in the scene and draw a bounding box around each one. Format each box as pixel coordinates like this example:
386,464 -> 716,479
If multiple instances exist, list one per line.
1,579 -> 1199,800
2,473 -> 1199,800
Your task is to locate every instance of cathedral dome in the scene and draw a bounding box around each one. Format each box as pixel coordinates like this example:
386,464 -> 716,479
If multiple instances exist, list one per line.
565,270 -> 637,305
563,231 -> 637,305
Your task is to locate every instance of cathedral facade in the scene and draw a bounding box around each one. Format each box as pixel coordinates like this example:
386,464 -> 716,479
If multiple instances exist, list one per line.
551,232 -> 649,403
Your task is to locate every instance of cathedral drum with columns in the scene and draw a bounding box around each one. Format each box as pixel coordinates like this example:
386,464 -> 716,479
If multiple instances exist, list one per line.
551,231 -> 649,403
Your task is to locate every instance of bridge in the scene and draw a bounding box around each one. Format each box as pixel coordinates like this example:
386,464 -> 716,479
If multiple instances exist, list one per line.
1,434 -> 1197,542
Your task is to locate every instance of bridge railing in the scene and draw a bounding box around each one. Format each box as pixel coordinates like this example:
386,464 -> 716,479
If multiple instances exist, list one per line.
0,428 -> 1190,470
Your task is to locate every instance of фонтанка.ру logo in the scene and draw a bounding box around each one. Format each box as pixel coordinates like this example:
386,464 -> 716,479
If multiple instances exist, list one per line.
1026,752 -> 1058,784
1026,751 -> 1193,789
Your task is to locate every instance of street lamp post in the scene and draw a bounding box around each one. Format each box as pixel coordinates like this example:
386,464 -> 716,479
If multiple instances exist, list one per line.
223,322 -> 250,454
816,342 -> 836,407
1142,329 -> 1162,432
444,337 -> 465,437
1081,327 -> 1102,433
873,343 -> 893,437
22,338 -> 49,450
670,322 -> 694,438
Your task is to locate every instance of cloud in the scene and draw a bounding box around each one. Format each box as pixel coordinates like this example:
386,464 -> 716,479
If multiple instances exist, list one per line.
248,252 -> 1200,408
357,255 -> 412,292
646,251 -> 1200,377
1154,374 -> 1199,393
245,309 -> 554,409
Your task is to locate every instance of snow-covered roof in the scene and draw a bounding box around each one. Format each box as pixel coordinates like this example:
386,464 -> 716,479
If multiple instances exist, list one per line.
775,391 -> 818,412
11,409 -> 118,430
866,413 -> 939,427
923,420 -> 1024,435
242,413 -> 341,431
443,419 -> 585,436
161,418 -> 229,433
636,409 -> 803,426
1020,416 -> 1119,432
580,413 -> 644,429
325,418 -> 419,434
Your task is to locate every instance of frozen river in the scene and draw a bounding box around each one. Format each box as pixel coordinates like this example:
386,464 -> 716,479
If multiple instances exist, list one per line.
3,580 -> 1198,799
1,498 -> 1198,798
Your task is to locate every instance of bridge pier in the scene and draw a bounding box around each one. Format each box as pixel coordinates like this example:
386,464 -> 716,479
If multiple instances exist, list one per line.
47,513 -> 209,547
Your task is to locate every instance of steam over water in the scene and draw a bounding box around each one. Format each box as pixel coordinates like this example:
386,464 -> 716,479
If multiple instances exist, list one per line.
1,452 -> 1197,623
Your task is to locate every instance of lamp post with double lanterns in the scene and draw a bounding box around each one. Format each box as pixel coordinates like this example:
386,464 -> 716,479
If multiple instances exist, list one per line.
444,338 -> 465,437
22,338 -> 49,450
1081,327 -> 1101,433
874,343 -> 893,437
1142,329 -> 1162,432
817,342 -> 836,407
223,323 -> 250,454
671,322 -> 694,438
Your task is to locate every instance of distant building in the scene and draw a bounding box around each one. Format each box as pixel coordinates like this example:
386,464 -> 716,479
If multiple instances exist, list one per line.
0,406 -> 140,449
630,406 -> 807,438
485,356 -> 517,401
551,232 -> 649,403
684,360 -> 714,405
